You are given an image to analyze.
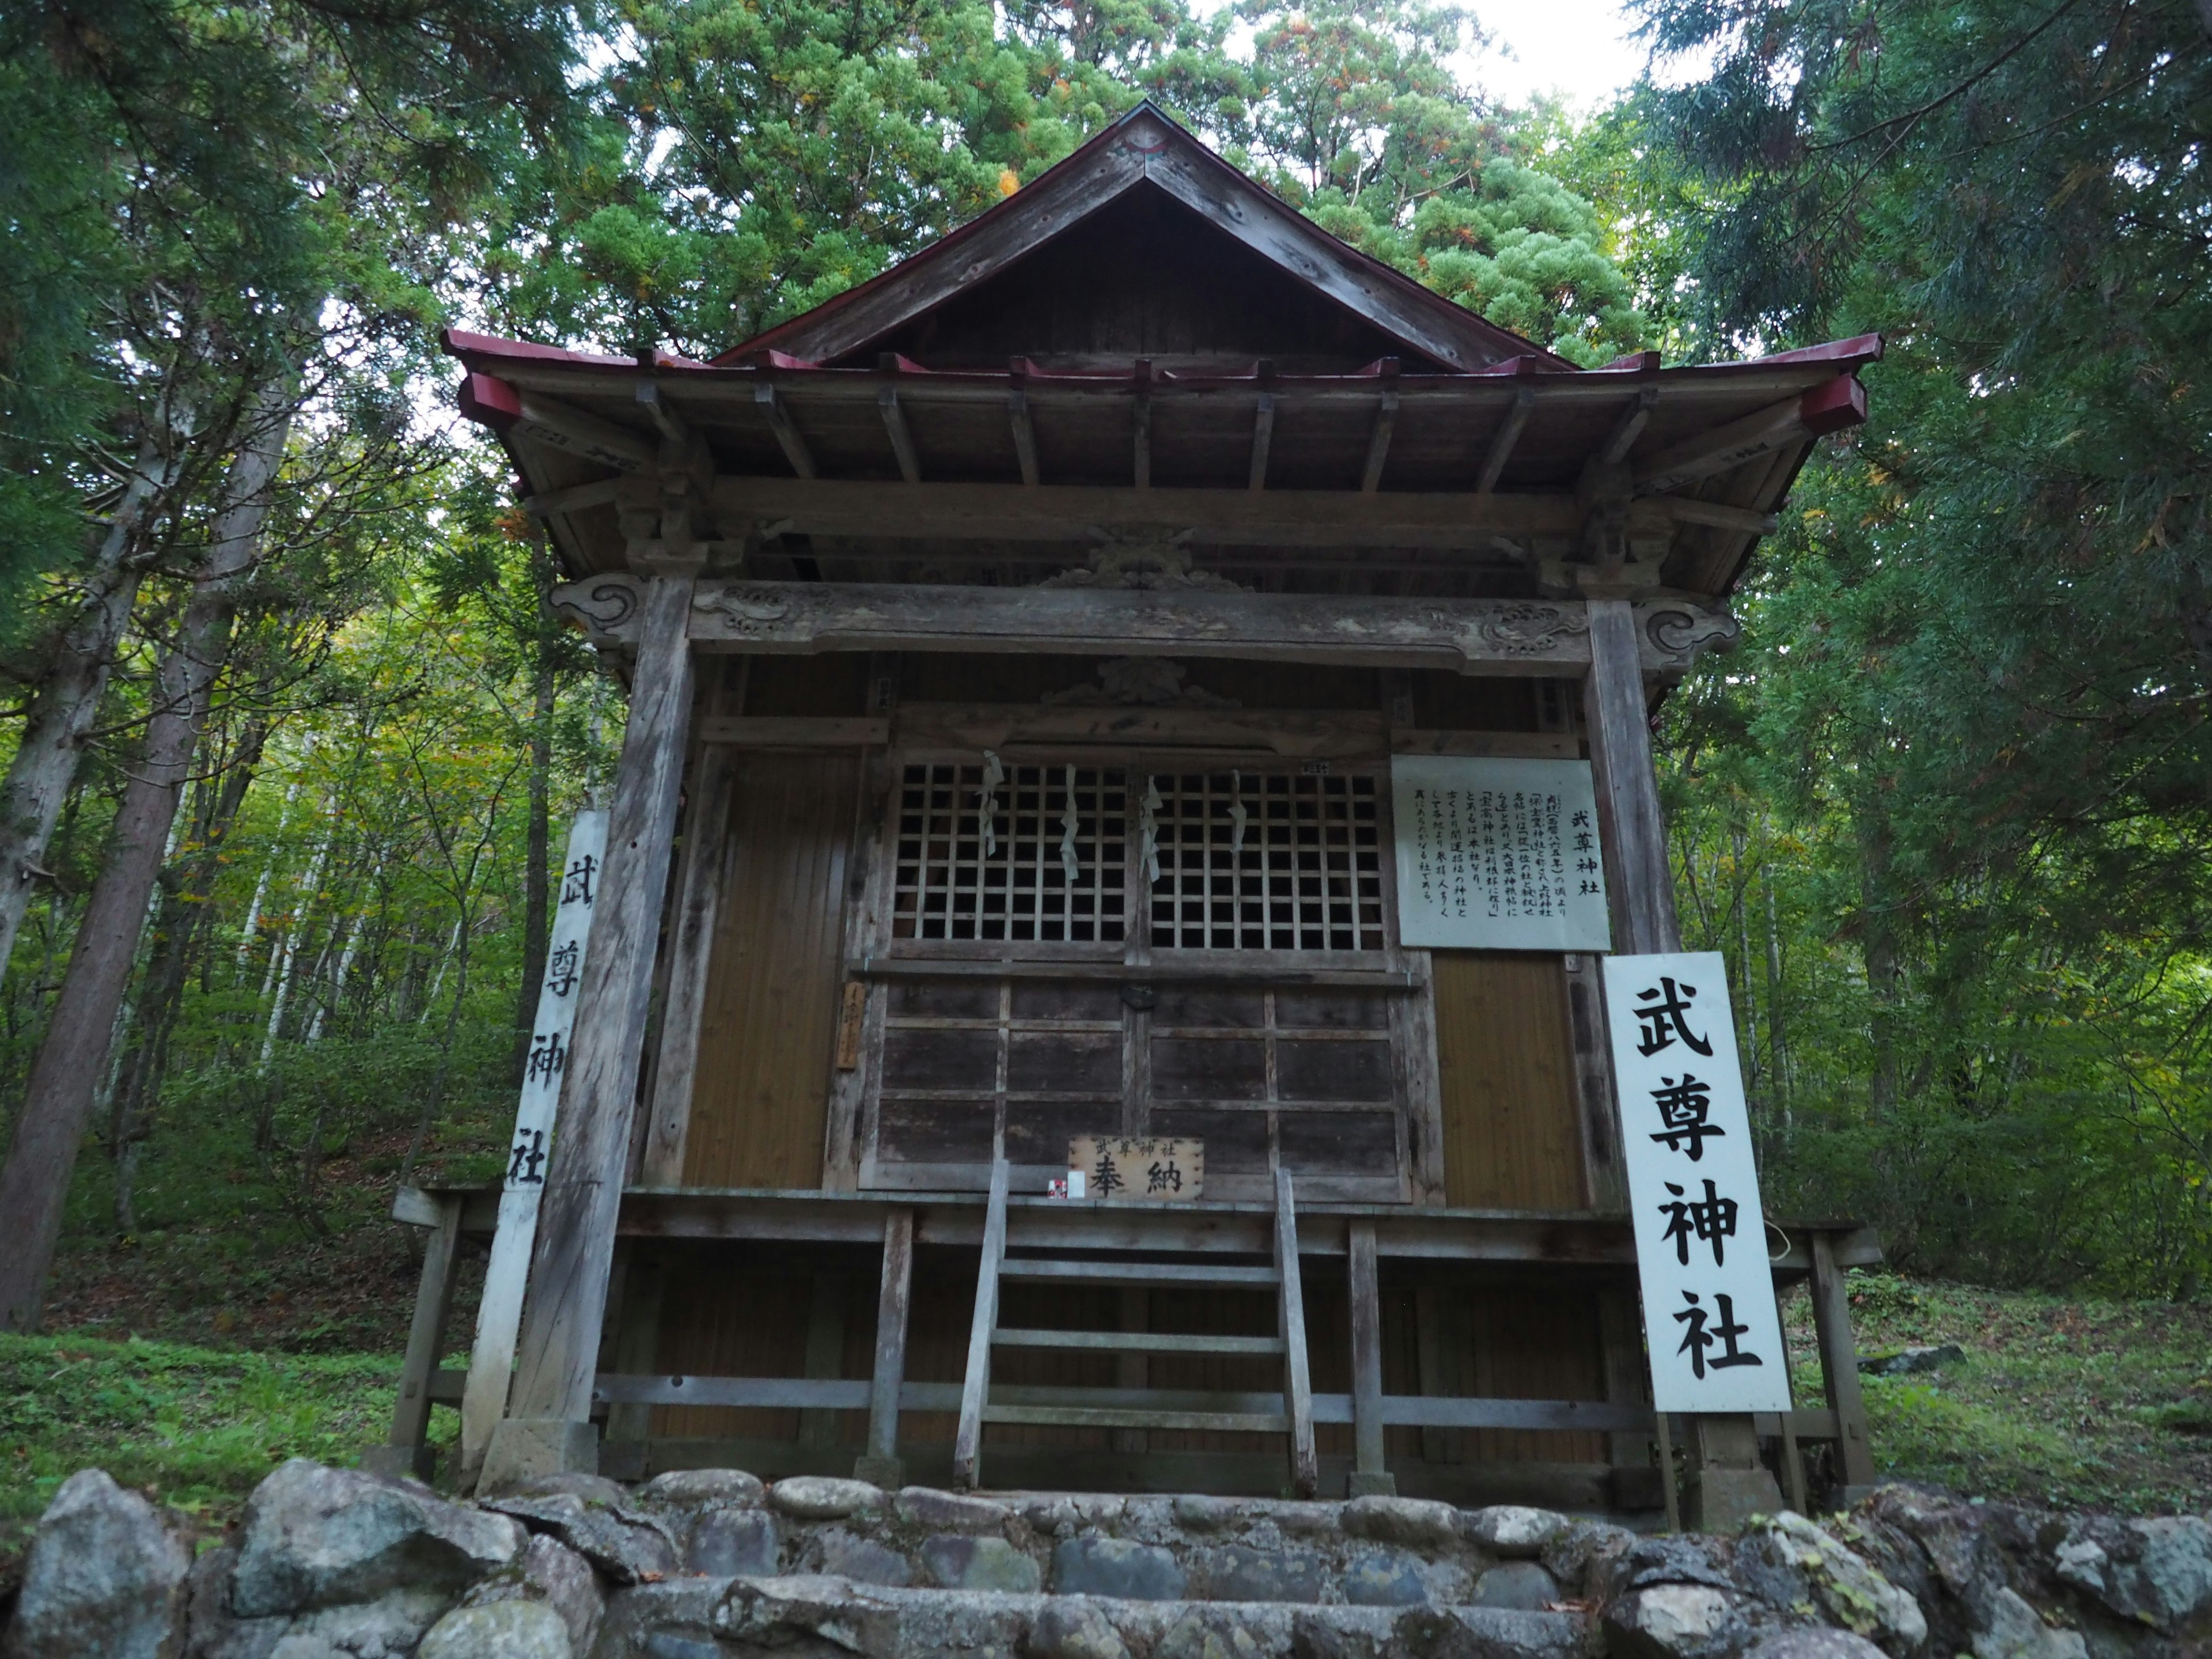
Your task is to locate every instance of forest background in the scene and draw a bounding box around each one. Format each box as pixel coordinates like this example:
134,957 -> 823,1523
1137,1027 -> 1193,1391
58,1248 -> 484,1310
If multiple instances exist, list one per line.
0,0 -> 2208,1357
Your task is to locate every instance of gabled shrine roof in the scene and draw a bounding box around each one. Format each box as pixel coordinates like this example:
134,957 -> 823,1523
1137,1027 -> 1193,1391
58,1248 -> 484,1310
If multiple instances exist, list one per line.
441,102 -> 1882,606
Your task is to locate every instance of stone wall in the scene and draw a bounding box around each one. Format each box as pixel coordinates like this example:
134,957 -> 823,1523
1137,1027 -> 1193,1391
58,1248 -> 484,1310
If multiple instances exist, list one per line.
3,1461 -> 2207,1659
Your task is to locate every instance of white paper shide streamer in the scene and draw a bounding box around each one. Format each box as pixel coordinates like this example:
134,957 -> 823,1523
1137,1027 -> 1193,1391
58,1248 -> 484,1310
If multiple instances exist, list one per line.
976,750 -> 1003,859
1060,763 -> 1081,889
459,809 -> 609,1469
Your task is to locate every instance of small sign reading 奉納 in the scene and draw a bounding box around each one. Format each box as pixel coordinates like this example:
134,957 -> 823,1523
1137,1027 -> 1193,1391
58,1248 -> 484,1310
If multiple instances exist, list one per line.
1603,951 -> 1790,1415
1389,756 -> 1611,951
1068,1137 -> 1204,1202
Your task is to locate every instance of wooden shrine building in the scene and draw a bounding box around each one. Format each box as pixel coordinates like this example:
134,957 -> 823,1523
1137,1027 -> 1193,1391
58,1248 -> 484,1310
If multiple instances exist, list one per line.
403,102 -> 1887,1524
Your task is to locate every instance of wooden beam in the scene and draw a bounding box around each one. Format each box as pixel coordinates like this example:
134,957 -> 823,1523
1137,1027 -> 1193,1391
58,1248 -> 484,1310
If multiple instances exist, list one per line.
1635,377 -> 1866,496
1248,392 -> 1275,492
1584,597 -> 1682,954
952,1156 -> 1009,1489
1275,1168 -> 1319,1498
384,1193 -> 463,1474
694,716 -> 891,748
512,392 -> 654,472
1810,1232 -> 1878,1490
503,571 -> 699,1440
898,703 -> 1388,759
1601,384 -> 1661,465
858,1207 -> 915,1484
1360,389 -> 1399,493
709,475 -> 1635,547
1347,1220 -> 1390,1494
1008,389 -> 1040,487
1133,387 -> 1152,490
1475,388 -> 1535,494
638,747 -> 731,1185
754,383 -> 817,479
880,388 -> 922,483
637,380 -> 688,444
525,479 -> 622,519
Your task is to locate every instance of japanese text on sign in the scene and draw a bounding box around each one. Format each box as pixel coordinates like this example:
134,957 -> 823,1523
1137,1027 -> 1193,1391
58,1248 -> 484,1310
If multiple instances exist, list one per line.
1603,952 -> 1789,1412
1389,757 -> 1611,950
1067,1137 -> 1205,1203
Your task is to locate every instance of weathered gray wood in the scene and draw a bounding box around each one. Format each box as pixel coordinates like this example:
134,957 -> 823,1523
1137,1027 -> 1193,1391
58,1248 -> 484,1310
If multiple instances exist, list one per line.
1133,387 -> 1151,489
627,579 -> 1734,680
1654,1411 -> 1681,1532
392,1184 -> 446,1228
983,1405 -> 1289,1433
706,475 -> 1653,547
1362,1393 -> 1654,1433
1009,390 -> 1040,487
1275,1168 -> 1319,1497
1601,385 -> 1660,465
1770,1291 -> 1809,1514
1360,390 -> 1398,493
1564,955 -> 1627,1212
864,1208 -> 915,1468
509,391 -> 654,471
1475,388 -> 1535,493
1634,382 -> 1856,495
995,1328 -> 1286,1355
754,384 -> 816,479
1391,729 -> 1580,759
507,570 -> 699,1428
880,388 -> 922,484
897,703 -> 1389,758
1597,1285 -> 1648,1469
604,1256 -> 664,1445
1248,392 -> 1274,491
389,1195 -> 464,1455
1413,1285 -> 1450,1463
1348,1221 -> 1387,1483
1584,598 -> 1683,955
857,957 -> 1420,989
639,744 -> 732,1185
1810,1232 -> 1877,1488
998,1259 -> 1279,1286
694,716 -> 891,748
526,479 -> 623,519
952,1156 -> 1009,1489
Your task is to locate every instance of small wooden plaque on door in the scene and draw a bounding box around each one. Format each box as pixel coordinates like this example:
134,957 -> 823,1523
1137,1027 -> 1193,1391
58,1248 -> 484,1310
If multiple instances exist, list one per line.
1068,1136 -> 1205,1202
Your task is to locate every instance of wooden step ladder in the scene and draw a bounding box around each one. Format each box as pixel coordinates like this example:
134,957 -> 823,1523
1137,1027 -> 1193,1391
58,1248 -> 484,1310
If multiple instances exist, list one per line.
952,1157 -> 1318,1497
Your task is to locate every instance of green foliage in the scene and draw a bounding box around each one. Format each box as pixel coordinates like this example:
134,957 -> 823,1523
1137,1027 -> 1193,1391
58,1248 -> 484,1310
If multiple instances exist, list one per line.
0,1333 -> 427,1527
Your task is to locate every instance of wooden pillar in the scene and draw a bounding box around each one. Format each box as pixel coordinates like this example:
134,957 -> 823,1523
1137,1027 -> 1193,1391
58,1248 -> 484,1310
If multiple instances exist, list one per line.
1584,597 -> 1680,957
484,566 -> 698,1489
1585,595 -> 1780,1528
1346,1220 -> 1393,1497
1810,1232 -> 1878,1495
857,1207 -> 914,1487
602,1252 -> 664,1464
798,1274 -> 852,1452
366,1192 -> 463,1483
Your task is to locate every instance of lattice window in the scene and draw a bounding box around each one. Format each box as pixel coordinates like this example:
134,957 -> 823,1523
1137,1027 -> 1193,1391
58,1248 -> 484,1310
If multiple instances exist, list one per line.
892,762 -> 1127,942
1146,770 -> 1385,951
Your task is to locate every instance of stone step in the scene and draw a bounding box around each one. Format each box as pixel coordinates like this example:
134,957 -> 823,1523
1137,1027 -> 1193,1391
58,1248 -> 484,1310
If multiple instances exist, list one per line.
593,1574 -> 1590,1659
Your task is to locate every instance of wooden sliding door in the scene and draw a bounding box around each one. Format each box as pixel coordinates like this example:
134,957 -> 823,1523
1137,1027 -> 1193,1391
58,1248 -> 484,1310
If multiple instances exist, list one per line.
682,751 -> 861,1188
1431,952 -> 1585,1209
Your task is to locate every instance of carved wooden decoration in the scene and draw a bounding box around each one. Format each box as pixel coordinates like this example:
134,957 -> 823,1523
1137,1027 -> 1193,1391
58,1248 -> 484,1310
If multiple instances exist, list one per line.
552,576 -> 1738,679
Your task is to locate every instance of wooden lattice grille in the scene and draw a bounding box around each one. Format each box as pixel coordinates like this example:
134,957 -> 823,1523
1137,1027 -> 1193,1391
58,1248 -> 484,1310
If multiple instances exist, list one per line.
892,763 -> 1127,943
1146,771 -> 1385,951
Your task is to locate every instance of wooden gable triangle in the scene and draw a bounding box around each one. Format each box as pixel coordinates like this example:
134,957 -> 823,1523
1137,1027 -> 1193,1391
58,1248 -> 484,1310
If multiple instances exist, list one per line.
722,101 -> 1563,374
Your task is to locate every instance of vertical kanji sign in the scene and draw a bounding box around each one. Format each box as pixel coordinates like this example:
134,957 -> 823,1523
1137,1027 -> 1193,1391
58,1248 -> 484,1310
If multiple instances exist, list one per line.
459,809 -> 609,1469
1603,951 -> 1791,1414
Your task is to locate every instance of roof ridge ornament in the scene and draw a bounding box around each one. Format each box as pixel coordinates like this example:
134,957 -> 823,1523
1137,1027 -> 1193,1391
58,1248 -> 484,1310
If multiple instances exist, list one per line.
1037,530 -> 1246,593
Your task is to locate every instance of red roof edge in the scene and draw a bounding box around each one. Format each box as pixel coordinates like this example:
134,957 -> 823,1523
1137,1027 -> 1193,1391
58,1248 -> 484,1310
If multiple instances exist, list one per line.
1752,333 -> 1885,369
457,372 -> 521,431
1800,374 -> 1870,434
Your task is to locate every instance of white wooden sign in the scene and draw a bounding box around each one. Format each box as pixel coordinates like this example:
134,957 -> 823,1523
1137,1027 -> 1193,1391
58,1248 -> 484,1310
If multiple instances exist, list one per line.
1603,951 -> 1790,1413
1389,756 -> 1611,950
459,809 -> 608,1469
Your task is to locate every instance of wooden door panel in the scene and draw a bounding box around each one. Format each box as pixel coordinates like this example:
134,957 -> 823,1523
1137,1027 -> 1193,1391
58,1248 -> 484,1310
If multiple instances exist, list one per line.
1432,952 -> 1585,1209
683,753 -> 858,1189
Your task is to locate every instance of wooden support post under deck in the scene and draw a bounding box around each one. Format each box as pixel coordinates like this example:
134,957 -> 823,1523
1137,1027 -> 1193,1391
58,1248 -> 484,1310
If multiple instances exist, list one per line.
953,1156 -> 1010,1490
799,1274 -> 852,1450
365,1192 -> 463,1483
1810,1231 -> 1878,1495
485,567 -> 699,1490
603,1252 -> 664,1461
1274,1168 -> 1319,1498
1346,1219 -> 1393,1497
639,744 -> 733,1186
1584,597 -> 1680,957
857,1207 -> 915,1487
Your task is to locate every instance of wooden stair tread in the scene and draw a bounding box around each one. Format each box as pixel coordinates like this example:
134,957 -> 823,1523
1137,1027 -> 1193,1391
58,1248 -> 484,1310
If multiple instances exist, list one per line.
993,1328 -> 1287,1355
997,1258 -> 1279,1286
981,1403 -> 1291,1433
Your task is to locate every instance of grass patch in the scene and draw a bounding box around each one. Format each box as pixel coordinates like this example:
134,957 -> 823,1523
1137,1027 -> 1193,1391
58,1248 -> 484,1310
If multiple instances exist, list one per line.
0,1332 -> 454,1557
1783,1273 -> 2212,1515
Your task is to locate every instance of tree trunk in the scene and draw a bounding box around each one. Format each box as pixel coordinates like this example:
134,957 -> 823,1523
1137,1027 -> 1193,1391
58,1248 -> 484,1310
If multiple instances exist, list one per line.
1859,809 -> 1903,1118
0,438 -> 177,989
109,721 -> 269,1233
0,389 -> 293,1332
1763,867 -> 1791,1137
511,646 -> 556,1081
259,826 -> 330,1069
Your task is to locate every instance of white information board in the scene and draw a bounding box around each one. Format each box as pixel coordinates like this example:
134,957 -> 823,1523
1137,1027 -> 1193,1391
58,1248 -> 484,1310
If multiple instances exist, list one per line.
459,809 -> 608,1469
1603,951 -> 1790,1413
1389,756 -> 1611,951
